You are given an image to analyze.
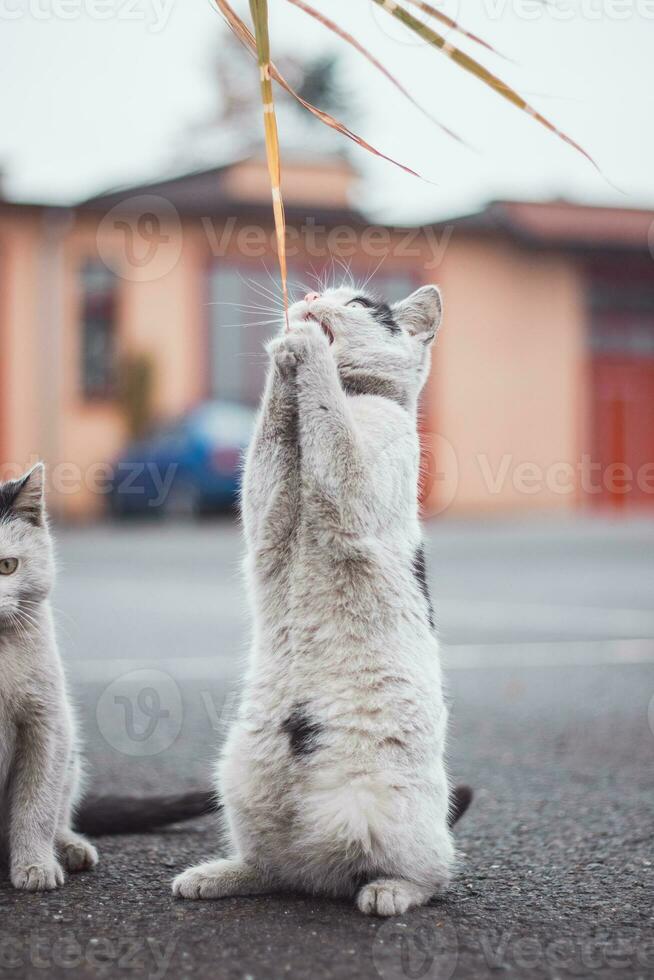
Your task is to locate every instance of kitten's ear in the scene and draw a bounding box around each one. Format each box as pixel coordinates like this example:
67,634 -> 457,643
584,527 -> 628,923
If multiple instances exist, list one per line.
393,285 -> 442,344
6,463 -> 46,527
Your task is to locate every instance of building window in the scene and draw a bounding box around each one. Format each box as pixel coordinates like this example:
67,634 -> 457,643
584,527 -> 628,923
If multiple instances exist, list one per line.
587,257 -> 654,355
80,261 -> 117,398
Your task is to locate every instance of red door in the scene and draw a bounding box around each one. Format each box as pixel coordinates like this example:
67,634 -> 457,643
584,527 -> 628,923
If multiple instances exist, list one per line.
0,245 -> 6,465
587,258 -> 654,512
591,353 -> 654,510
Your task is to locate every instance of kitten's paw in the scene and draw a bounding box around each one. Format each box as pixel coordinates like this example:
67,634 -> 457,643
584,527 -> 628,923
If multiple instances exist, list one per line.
173,865 -> 212,900
172,858 -> 264,900
268,336 -> 301,378
58,833 -> 99,872
268,321 -> 327,376
11,859 -> 65,892
356,879 -> 430,917
287,319 -> 329,350
172,862 -> 231,900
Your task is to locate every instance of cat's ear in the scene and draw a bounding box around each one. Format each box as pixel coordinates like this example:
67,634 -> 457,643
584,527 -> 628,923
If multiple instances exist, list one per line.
393,285 -> 442,344
6,463 -> 46,527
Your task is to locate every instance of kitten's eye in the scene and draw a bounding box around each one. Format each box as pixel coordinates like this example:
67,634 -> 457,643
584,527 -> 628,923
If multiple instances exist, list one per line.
347,301 -> 364,310
0,558 -> 18,576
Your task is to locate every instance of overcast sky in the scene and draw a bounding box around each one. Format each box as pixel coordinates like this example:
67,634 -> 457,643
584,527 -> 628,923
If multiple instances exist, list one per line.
1,0 -> 652,222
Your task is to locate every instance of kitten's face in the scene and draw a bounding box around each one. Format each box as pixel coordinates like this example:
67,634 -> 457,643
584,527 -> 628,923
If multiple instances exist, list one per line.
0,465 -> 53,627
287,284 -> 442,405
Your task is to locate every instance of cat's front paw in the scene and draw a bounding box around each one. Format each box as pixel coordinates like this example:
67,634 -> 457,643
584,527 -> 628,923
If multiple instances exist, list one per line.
356,878 -> 434,916
268,335 -> 301,378
268,321 -> 327,377
11,858 -> 65,892
172,863 -> 224,900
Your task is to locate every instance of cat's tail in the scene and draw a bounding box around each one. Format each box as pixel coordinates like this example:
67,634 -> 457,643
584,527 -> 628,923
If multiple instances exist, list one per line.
75,790 -> 216,836
75,784 -> 473,836
448,784 -> 473,828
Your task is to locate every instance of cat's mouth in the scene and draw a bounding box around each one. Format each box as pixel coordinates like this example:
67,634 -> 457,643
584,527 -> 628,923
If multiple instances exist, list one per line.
305,312 -> 334,345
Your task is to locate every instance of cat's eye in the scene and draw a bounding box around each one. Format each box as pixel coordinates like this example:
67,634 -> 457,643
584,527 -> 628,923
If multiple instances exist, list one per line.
0,558 -> 18,576
347,297 -> 375,310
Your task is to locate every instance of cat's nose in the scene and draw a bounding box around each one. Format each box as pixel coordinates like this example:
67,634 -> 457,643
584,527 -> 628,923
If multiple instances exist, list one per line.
304,292 -> 321,303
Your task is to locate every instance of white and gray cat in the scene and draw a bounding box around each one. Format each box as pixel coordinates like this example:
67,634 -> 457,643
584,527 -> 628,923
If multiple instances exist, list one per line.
174,284 -> 458,916
0,465 -> 252,889
0,464 -> 98,890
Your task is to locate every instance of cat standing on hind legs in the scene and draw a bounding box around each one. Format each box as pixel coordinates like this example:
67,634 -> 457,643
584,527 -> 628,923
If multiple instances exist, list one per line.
0,464 -> 98,890
174,283 -> 458,916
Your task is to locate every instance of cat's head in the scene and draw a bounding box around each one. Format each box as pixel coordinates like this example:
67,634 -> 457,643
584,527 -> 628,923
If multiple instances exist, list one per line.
288,284 -> 442,407
0,464 -> 54,625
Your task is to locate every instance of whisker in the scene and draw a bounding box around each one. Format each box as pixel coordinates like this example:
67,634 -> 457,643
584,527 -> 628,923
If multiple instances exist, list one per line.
230,272 -> 281,308
306,265 -> 329,294
304,267 -> 321,287
8,611 -> 34,649
207,301 -> 282,313
260,260 -> 284,295
361,254 -> 389,292
217,324 -> 282,331
334,256 -> 354,288
241,275 -> 281,303
260,260 -> 304,296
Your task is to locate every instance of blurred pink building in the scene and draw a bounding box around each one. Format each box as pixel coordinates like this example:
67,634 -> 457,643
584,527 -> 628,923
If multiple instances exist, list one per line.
1,156 -> 653,519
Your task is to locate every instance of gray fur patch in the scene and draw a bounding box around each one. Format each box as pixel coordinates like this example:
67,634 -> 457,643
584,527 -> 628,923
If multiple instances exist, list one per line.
0,471 -> 43,527
346,296 -> 400,335
341,373 -> 406,406
412,545 -> 435,630
0,477 -> 29,523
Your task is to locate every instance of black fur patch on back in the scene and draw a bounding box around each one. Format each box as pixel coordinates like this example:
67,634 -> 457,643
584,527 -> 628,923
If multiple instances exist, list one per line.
0,476 -> 28,523
412,545 -> 435,630
281,705 -> 323,757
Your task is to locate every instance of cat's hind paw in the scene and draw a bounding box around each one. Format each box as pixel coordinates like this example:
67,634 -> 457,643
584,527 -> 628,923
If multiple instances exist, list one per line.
58,832 -> 99,872
356,879 -> 432,917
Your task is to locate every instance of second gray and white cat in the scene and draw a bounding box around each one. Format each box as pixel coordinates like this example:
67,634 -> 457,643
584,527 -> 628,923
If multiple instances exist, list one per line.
0,465 -> 254,890
174,283 -> 458,916
0,465 -> 98,890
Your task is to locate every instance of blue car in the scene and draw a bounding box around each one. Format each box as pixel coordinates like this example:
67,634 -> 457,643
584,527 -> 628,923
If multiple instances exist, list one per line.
108,401 -> 257,517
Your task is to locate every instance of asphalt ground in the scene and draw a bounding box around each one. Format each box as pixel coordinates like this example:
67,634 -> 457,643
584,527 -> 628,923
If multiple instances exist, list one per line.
1,518 -> 653,980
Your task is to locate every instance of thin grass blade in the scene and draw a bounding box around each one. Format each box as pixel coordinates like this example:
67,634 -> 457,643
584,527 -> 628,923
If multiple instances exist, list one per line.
212,0 -> 433,182
285,0 -> 465,145
370,0 -> 599,172
248,0 -> 289,321
403,0 -> 509,60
